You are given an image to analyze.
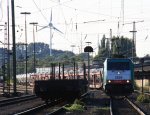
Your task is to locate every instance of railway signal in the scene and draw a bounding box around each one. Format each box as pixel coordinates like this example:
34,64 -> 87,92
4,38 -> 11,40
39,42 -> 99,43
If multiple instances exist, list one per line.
84,42 -> 93,84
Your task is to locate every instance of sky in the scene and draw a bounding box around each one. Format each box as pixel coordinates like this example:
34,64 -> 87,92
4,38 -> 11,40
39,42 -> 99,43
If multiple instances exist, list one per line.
0,0 -> 150,57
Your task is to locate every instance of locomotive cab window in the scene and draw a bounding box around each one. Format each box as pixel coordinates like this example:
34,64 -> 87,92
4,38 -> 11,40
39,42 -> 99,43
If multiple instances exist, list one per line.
107,62 -> 130,70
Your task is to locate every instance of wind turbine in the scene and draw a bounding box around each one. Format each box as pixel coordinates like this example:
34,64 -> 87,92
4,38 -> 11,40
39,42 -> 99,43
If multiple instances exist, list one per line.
38,9 -> 63,56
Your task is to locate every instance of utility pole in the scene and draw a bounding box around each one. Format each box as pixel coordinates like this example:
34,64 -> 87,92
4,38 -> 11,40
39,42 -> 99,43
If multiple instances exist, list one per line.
123,20 -> 144,61
109,29 -> 112,57
11,0 -> 17,95
4,22 -> 9,94
70,45 -> 75,53
4,23 -> 7,94
20,12 -> 31,94
0,24 -> 7,94
130,21 -> 144,60
121,0 -> 124,24
29,22 -> 38,74
7,0 -> 11,96
129,21 -> 137,60
80,34 -> 87,54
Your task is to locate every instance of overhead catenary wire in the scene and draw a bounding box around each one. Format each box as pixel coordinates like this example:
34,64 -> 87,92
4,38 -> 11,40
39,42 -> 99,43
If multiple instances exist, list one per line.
9,0 -> 150,56
0,0 -> 3,21
32,0 -> 49,23
32,0 -> 73,47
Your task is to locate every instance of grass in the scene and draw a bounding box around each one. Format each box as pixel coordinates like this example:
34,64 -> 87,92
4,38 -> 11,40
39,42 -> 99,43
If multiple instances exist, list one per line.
64,103 -> 85,111
136,94 -> 150,103
93,107 -> 110,111
64,99 -> 85,112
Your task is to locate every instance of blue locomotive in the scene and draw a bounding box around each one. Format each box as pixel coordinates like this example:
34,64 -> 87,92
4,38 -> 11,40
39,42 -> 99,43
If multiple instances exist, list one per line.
102,58 -> 134,96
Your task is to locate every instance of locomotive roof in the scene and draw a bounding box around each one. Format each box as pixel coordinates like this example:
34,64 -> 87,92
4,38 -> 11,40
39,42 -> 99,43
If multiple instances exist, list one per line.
105,58 -> 132,61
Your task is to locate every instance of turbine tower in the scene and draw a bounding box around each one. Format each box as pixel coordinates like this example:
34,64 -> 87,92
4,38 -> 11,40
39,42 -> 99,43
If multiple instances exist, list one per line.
38,9 -> 63,56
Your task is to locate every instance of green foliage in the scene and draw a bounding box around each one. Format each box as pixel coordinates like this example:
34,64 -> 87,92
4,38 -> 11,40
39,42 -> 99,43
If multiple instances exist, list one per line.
100,107 -> 110,111
94,107 -> 109,111
97,35 -> 133,59
137,94 -> 150,103
101,35 -> 106,48
0,36 -> 136,79
74,99 -> 85,106
64,103 -> 84,112
64,99 -> 85,112
14,42 -> 87,74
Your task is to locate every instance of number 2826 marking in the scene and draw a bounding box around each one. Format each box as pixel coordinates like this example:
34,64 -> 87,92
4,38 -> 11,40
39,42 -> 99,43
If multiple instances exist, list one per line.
115,76 -> 122,79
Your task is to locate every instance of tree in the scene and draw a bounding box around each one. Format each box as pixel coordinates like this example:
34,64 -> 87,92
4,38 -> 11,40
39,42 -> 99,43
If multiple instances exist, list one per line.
27,42 -> 49,59
101,35 -> 106,48
111,36 -> 133,57
95,35 -> 134,60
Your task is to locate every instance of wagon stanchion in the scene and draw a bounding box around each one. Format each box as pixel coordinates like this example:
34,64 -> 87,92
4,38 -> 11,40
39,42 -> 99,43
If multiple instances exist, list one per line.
53,64 -> 55,79
51,63 -> 53,79
62,63 -> 64,79
59,63 -> 61,80
140,58 -> 144,94
74,61 -> 75,79
83,63 -> 86,80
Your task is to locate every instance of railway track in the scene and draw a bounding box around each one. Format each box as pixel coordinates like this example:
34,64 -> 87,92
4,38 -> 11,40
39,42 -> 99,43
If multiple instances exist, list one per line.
14,98 -> 67,115
128,91 -> 150,115
110,97 -> 147,115
14,92 -> 90,115
0,95 -> 43,114
0,90 -> 148,114
0,94 -> 37,107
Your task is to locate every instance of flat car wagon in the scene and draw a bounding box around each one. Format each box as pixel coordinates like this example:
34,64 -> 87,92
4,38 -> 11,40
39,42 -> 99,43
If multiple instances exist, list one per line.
34,79 -> 88,102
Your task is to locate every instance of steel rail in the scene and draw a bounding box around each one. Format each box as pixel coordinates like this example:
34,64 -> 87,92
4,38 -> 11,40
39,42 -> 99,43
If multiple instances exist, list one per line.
47,91 -> 90,115
14,98 -> 63,115
125,97 -> 146,115
0,95 -> 37,107
110,96 -> 147,115
14,91 -> 90,115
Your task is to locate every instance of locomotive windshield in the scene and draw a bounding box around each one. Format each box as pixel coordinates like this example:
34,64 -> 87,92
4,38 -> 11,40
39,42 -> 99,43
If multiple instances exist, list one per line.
107,62 -> 130,70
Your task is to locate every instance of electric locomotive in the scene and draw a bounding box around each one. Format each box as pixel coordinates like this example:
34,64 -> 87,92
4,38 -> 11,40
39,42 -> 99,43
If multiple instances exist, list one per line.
102,58 -> 134,96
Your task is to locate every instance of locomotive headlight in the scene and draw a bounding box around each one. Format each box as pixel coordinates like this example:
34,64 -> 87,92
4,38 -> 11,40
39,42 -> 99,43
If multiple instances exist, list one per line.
126,80 -> 130,83
108,80 -> 111,83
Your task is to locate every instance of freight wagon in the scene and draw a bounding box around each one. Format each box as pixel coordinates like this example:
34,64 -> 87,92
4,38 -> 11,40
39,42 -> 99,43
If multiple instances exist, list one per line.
34,79 -> 88,102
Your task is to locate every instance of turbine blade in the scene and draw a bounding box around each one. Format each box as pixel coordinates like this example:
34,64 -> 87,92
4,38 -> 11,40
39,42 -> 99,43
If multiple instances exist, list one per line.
36,25 -> 38,32
50,9 -> 52,22
37,25 -> 49,31
84,34 -> 87,40
53,26 -> 63,34
37,25 -> 46,27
